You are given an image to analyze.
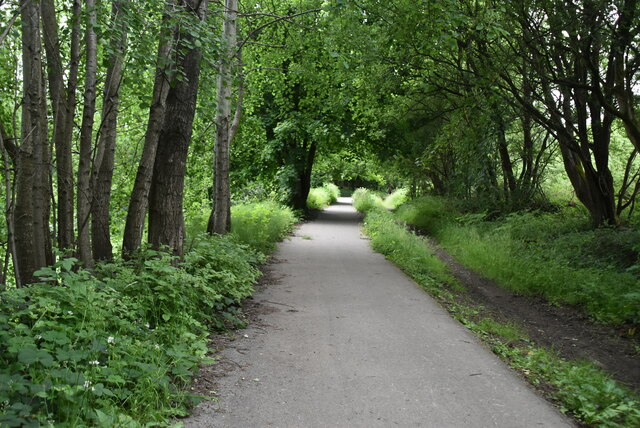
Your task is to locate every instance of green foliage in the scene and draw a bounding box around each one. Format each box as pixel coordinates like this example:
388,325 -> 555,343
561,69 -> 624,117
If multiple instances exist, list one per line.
397,196 -> 640,325
362,209 -> 456,291
306,188 -> 332,210
306,183 -> 339,210
504,347 -> 640,427
322,183 -> 340,203
0,231 -> 268,426
352,188 -> 385,213
230,201 -> 298,254
383,188 -> 408,210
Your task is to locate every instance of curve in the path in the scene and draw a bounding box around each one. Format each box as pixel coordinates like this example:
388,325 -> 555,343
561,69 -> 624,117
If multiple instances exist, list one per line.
185,197 -> 573,427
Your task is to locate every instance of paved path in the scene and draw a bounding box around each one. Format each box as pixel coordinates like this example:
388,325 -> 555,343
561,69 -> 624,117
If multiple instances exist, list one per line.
185,198 -> 572,427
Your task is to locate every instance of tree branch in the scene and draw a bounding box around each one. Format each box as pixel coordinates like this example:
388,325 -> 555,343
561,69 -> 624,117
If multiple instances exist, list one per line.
0,1 -> 29,47
237,8 -> 321,52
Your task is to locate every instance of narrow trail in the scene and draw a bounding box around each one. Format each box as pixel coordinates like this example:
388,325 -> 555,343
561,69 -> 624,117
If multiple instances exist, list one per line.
185,198 -> 572,427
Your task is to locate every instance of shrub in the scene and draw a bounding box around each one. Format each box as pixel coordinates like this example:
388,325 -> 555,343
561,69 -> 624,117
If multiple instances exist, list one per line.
0,202 -> 290,427
352,188 -> 385,213
231,201 -> 298,254
383,188 -> 408,210
322,183 -> 340,203
306,187 -> 332,210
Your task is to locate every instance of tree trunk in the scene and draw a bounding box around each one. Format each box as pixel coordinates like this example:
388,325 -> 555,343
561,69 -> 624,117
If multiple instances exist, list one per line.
15,0 -> 47,285
148,0 -> 208,257
497,121 -> 516,196
122,0 -> 175,257
209,0 -> 239,235
92,0 -> 127,262
41,0 -> 80,253
0,122 -> 18,286
77,0 -> 98,268
291,140 -> 318,212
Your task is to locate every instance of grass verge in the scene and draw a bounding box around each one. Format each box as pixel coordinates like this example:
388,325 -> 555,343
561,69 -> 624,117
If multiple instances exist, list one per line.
358,205 -> 640,427
395,196 -> 640,326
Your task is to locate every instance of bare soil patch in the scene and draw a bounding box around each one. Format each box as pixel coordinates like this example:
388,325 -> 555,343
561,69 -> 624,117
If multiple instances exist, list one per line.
424,236 -> 640,392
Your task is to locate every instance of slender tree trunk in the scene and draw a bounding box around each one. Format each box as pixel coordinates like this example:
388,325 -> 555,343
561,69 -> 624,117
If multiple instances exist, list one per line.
92,0 -> 128,262
35,62 -> 53,267
122,0 -> 176,257
209,0 -> 239,235
148,0 -> 209,257
15,0 -> 46,285
0,123 -> 18,287
41,0 -> 80,252
497,122 -> 516,198
77,0 -> 98,268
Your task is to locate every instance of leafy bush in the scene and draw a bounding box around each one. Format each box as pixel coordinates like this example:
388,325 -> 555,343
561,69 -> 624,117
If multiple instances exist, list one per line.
383,188 -> 408,210
322,183 -> 340,203
0,214 -> 285,426
306,187 -> 332,210
396,196 -> 640,325
506,347 -> 640,427
306,183 -> 340,210
230,201 -> 298,253
352,188 -> 385,213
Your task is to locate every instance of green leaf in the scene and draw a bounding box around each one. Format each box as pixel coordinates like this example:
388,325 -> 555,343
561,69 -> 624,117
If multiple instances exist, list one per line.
18,347 -> 38,365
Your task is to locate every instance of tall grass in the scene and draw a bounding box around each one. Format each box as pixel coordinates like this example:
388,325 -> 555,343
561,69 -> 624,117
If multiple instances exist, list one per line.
363,194 -> 640,427
352,188 -> 385,212
362,209 -> 456,289
383,188 -> 409,210
396,196 -> 640,325
353,187 -> 409,212
231,201 -> 298,253
307,183 -> 340,210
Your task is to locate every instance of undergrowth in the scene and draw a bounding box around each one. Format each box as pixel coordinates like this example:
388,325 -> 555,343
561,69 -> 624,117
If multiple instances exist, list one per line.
0,201 -> 296,427
230,201 -> 298,253
307,183 -> 340,210
396,196 -> 640,325
359,203 -> 640,427
352,188 -> 383,212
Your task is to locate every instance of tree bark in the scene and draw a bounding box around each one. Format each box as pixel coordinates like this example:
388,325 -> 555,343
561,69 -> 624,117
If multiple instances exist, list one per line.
77,0 -> 98,268
0,122 -> 18,287
41,0 -> 80,252
15,0 -> 47,285
148,0 -> 208,257
91,0 -> 128,262
209,0 -> 239,235
291,140 -> 318,212
122,0 -> 176,257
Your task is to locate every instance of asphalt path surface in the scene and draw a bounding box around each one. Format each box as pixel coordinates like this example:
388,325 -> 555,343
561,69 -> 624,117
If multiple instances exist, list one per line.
185,198 -> 572,427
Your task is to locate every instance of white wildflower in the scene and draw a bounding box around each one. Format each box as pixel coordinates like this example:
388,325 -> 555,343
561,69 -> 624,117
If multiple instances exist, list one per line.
83,381 -> 92,389
67,311 -> 73,315
107,336 -> 115,344
145,323 -> 150,328
89,360 -> 100,366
